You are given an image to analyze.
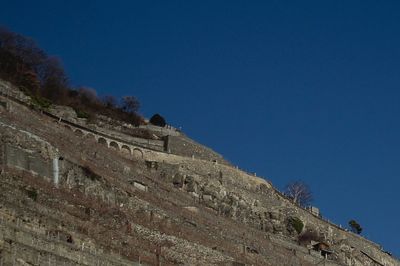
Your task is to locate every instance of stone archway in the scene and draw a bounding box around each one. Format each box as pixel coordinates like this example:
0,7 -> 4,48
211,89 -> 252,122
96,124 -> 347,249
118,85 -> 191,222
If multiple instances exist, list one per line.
98,137 -> 107,146
121,145 -> 131,154
109,141 -> 119,150
85,133 -> 96,141
132,148 -> 144,158
64,124 -> 72,131
74,129 -> 84,136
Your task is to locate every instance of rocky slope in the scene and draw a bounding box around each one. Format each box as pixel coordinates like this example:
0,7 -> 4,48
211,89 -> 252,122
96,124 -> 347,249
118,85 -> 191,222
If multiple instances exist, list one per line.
0,79 -> 398,265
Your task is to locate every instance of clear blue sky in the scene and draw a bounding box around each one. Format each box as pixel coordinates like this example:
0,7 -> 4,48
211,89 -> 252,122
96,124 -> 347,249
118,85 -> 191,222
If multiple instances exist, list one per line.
1,1 -> 399,256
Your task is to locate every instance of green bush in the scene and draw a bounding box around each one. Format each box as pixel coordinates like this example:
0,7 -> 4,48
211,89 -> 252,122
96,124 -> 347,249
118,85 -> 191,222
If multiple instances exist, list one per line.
348,219 -> 362,234
31,95 -> 52,109
74,109 -> 90,119
289,217 -> 304,234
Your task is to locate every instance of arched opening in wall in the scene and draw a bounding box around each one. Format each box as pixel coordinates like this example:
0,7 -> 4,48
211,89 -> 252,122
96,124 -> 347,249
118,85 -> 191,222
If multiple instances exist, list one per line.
0,100 -> 7,112
74,129 -> 83,136
132,148 -> 143,159
85,133 -> 96,142
98,137 -> 107,146
109,141 -> 119,150
121,145 -> 131,154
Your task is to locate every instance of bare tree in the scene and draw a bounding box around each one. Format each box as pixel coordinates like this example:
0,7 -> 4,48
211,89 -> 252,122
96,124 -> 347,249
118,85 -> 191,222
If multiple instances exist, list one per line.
41,57 -> 69,102
121,96 -> 140,114
102,95 -> 117,109
284,180 -> 313,207
78,87 -> 98,104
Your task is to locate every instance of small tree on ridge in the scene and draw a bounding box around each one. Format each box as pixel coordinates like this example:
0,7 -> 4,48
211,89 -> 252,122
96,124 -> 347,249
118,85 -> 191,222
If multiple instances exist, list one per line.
348,219 -> 362,234
149,113 -> 166,127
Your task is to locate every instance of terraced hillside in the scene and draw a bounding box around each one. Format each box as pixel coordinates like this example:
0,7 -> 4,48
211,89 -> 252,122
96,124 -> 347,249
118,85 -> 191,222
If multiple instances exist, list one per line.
0,79 -> 398,265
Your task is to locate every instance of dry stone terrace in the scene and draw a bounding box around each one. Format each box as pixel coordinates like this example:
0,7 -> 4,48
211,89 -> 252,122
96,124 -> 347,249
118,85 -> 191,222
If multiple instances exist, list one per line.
0,78 -> 399,265
0,79 -> 230,164
61,124 -> 145,159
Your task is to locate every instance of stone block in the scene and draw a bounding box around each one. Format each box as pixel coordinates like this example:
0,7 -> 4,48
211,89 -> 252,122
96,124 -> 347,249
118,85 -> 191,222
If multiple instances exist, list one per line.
269,211 -> 281,220
133,181 -> 148,192
203,194 -> 213,201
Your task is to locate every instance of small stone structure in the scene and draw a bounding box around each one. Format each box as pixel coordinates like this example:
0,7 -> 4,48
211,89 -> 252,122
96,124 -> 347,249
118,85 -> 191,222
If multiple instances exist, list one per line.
306,206 -> 320,217
133,181 -> 148,192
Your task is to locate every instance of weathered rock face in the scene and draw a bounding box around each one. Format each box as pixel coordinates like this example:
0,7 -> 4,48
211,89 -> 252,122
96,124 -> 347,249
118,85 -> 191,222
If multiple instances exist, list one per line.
0,80 -> 398,266
49,105 -> 78,122
165,135 -> 231,165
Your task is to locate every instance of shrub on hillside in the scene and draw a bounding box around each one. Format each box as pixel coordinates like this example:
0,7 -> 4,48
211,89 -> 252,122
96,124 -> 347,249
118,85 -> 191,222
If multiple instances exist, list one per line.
0,27 -> 144,126
298,229 -> 323,245
289,216 -> 304,234
348,219 -> 362,234
74,108 -> 90,119
31,95 -> 52,109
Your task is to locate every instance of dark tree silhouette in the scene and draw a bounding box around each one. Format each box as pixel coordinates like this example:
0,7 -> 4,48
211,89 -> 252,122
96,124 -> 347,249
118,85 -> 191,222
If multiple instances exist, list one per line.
78,87 -> 98,105
0,27 -> 68,98
149,114 -> 166,127
102,95 -> 117,109
121,96 -> 140,114
0,28 -> 43,93
348,220 -> 362,234
0,27 -> 144,126
40,57 -> 69,103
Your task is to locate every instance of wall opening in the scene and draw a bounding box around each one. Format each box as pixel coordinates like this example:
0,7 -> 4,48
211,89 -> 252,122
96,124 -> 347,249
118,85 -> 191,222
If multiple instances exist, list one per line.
98,137 -> 107,146
74,129 -> 83,136
64,125 -> 72,131
109,141 -> 119,150
85,133 -> 96,141
132,148 -> 143,158
121,145 -> 131,154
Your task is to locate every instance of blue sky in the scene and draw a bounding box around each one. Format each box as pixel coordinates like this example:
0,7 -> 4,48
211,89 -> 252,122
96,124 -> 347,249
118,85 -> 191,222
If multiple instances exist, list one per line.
1,1 -> 399,256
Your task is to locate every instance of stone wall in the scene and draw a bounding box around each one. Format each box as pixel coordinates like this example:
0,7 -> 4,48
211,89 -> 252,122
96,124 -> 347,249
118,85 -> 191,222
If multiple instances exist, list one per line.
0,79 -> 235,162
166,135 -> 231,165
0,120 -> 58,182
152,157 -> 399,266
0,78 -> 398,265
0,80 -> 31,103
87,125 -> 165,152
3,143 -> 52,179
139,124 -> 181,137
0,204 -> 142,266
